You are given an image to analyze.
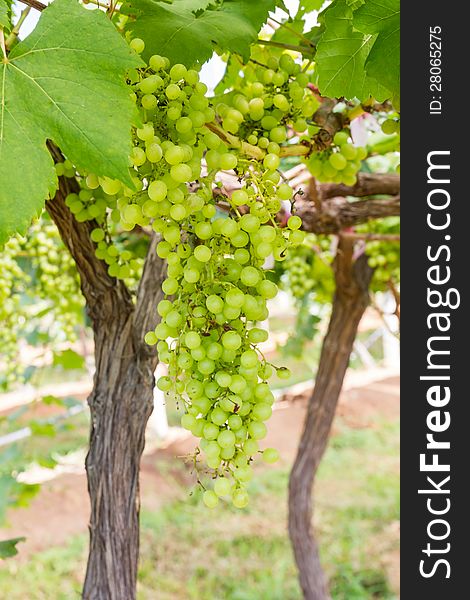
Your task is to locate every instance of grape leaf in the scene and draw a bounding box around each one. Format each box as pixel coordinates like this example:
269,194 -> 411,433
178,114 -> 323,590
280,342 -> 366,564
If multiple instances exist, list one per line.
124,0 -> 278,65
299,0 -> 325,13
0,537 -> 25,559
353,0 -> 399,101
0,0 -> 9,29
270,14 -> 307,46
52,348 -> 85,370
346,0 -> 365,9
214,54 -> 242,95
315,0 -> 389,101
0,0 -> 142,245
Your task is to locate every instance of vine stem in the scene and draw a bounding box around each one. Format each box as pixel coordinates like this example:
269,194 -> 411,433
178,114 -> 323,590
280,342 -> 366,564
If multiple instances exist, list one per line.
205,122 -> 265,160
256,38 -> 315,55
0,29 -> 7,59
205,121 -> 311,160
268,17 -> 316,48
18,0 -> 46,11
5,7 -> 31,49
340,232 -> 400,242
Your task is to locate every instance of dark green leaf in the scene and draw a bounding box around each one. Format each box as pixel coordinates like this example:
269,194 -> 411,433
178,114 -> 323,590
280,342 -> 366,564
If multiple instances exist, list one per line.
124,0 -> 278,65
0,537 -> 26,559
53,349 -> 85,370
0,0 -> 142,244
353,0 -> 400,101
315,0 -> 389,100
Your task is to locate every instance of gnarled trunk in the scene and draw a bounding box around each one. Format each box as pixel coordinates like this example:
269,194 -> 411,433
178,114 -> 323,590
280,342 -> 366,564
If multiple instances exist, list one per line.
82,314 -> 156,599
46,153 -> 165,599
288,239 -> 373,600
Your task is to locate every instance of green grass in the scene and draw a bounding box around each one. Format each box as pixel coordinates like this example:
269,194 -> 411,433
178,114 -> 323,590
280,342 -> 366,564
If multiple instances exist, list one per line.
0,411 -> 90,474
0,418 -> 399,599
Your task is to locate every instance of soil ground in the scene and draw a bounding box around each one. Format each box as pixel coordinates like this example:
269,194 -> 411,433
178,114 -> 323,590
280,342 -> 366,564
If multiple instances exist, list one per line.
0,369 -> 400,595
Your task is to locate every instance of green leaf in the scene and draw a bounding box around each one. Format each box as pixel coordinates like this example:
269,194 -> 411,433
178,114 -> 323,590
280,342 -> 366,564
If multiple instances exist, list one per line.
0,0 -> 142,245
299,0 -> 325,13
315,0 -> 389,101
270,14 -> 307,46
214,54 -> 242,95
29,421 -> 57,437
0,0 -> 9,29
52,348 -> 85,370
303,23 -> 324,47
353,0 -> 399,101
0,475 -> 38,521
0,537 -> 26,559
124,0 -> 278,65
41,394 -> 66,406
346,0 -> 365,9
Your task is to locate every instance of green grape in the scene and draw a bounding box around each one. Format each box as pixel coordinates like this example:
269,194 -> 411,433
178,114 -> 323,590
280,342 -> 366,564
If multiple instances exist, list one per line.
382,118 -> 400,134
130,38 -> 145,54
263,448 -> 280,464
203,490 -> 219,508
221,331 -> 242,350
220,153 -> 238,170
333,131 -> 349,145
329,153 -> 347,171
263,153 -> 280,170
214,478 -> 232,497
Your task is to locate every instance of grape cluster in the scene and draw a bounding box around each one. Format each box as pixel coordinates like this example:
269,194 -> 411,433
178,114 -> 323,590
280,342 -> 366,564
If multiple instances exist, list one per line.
103,42 -> 304,508
24,219 -> 85,337
215,53 -> 318,151
367,243 -> 400,286
57,40 -> 307,506
63,173 -> 145,286
282,250 -> 315,301
0,237 -> 27,388
306,130 -> 367,186
280,234 -> 334,304
1,217 -> 84,388
356,217 -> 400,287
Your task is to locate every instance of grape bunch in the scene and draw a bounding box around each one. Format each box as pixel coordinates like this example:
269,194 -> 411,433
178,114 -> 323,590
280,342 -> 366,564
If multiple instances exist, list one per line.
357,217 -> 400,287
24,218 -> 85,338
215,53 -> 319,151
282,249 -> 315,301
128,50 -> 304,508
305,129 -> 367,186
280,234 -> 335,304
0,237 -> 28,388
367,243 -> 400,286
63,170 -> 146,286
61,40 -> 304,508
1,217 -> 84,388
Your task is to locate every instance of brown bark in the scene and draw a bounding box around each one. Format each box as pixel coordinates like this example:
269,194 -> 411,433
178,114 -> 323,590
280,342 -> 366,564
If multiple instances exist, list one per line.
17,0 -> 46,11
296,195 -> 400,235
46,162 -> 165,599
318,172 -> 400,200
288,239 -> 373,600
